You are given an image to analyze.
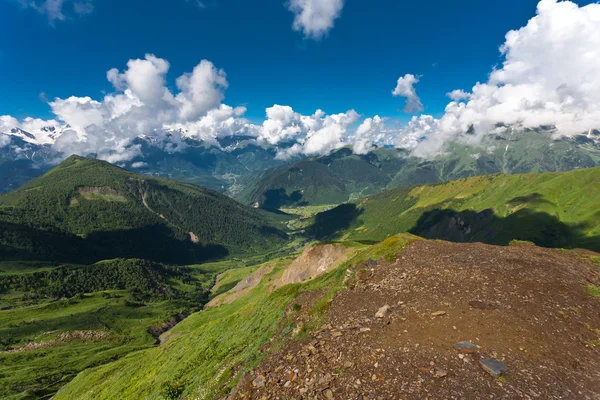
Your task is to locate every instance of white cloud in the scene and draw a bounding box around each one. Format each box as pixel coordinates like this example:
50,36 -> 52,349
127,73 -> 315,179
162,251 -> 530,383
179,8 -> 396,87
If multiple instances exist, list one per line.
258,105 -> 359,158
131,161 -> 148,168
0,134 -> 11,148
258,104 -> 359,159
175,60 -> 228,121
0,116 -> 19,133
392,74 -> 424,113
0,54 -> 239,163
166,104 -> 257,144
287,0 -> 345,40
20,0 -> 94,24
353,116 -> 384,155
400,115 -> 440,155
446,89 -> 470,102
412,0 -> 600,157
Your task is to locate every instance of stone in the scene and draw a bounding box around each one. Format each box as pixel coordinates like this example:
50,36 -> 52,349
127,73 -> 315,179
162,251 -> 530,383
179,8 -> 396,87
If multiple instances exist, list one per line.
375,305 -> 392,318
453,341 -> 481,353
431,311 -> 447,317
480,359 -> 508,378
252,375 -> 266,388
469,300 -> 497,310
322,389 -> 334,399
360,327 -> 372,333
435,368 -> 447,378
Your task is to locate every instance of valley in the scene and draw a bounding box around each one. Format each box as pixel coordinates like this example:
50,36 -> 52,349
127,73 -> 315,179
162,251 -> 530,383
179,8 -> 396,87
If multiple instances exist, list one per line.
0,158 -> 598,399
3,1 -> 600,398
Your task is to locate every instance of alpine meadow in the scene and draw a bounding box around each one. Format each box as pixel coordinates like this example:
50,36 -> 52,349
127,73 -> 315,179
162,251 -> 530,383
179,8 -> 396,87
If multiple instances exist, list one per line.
1,0 -> 600,399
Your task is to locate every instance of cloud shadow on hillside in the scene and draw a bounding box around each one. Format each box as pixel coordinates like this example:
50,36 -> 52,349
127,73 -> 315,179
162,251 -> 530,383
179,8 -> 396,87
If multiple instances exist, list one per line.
409,208 -> 600,253
0,221 -> 228,265
307,204 -> 363,240
261,188 -> 308,210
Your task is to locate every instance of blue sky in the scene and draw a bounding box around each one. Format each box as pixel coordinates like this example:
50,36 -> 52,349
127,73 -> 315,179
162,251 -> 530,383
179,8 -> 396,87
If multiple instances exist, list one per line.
2,0 -> 600,163
1,0 -> 582,122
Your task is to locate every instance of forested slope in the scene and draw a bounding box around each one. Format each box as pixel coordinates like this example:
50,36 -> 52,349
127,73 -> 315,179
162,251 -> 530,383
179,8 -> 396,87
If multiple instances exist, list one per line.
0,155 -> 287,264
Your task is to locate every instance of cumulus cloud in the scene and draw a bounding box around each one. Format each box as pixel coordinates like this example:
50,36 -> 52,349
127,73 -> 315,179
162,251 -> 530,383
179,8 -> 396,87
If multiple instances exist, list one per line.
166,104 -> 257,145
446,89 -> 470,102
392,74 -> 424,113
0,134 -> 11,148
19,0 -> 94,24
0,116 -> 19,133
353,116 -> 384,155
0,54 -> 240,163
287,0 -> 345,40
412,0 -> 600,157
258,105 -> 359,158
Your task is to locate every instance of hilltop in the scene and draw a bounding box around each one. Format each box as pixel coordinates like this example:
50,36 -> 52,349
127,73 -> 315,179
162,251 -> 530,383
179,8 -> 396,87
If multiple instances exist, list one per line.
239,240 -> 600,399
309,166 -> 600,252
0,155 -> 288,264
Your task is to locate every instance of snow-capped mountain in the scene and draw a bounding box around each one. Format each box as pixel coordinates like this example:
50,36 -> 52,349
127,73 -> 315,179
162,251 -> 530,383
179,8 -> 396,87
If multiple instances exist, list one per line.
5,124 -> 67,145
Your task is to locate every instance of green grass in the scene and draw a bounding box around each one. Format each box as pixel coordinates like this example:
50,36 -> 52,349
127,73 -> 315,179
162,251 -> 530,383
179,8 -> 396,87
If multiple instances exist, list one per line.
0,255 -> 240,399
587,285 -> 600,297
0,260 -> 60,275
0,291 -> 192,400
53,234 -> 417,400
311,167 -> 600,252
210,265 -> 260,297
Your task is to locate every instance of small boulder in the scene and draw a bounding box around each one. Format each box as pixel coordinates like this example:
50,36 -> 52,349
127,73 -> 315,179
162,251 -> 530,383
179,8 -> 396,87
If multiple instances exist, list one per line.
453,341 -> 481,353
252,375 -> 266,388
375,305 -> 392,318
480,359 -> 508,378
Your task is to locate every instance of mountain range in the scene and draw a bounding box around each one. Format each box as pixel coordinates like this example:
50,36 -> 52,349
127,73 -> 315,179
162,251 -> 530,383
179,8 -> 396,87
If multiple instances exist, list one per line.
3,126 -> 600,207
236,128 -> 600,207
1,148 -> 599,399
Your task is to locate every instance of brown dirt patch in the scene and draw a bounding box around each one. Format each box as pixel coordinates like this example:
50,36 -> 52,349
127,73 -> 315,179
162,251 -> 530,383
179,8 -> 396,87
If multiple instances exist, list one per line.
274,244 -> 352,288
236,241 -> 600,399
206,265 -> 275,308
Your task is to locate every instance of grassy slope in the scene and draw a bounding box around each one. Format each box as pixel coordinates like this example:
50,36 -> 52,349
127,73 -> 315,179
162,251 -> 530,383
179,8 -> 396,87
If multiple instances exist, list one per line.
0,292 -> 185,400
329,167 -> 600,250
54,235 -> 417,400
0,257 -> 244,399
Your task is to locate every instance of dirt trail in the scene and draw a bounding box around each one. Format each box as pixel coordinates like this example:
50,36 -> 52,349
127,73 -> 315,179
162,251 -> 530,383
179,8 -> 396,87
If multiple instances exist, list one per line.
237,241 -> 600,399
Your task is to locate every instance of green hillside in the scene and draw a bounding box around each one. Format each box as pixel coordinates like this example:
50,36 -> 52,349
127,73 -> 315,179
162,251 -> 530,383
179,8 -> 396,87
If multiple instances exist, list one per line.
237,130 -> 600,207
309,166 -> 600,251
0,256 -> 245,399
51,235 -> 414,400
0,155 -> 288,264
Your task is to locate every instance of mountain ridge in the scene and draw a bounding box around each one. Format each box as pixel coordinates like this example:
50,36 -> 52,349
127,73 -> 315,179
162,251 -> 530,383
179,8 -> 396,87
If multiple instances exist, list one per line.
0,155 -> 288,264
236,129 -> 600,207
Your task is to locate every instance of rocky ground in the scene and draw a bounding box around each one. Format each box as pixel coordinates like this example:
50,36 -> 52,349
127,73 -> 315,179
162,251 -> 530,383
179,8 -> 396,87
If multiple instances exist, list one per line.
232,241 -> 600,399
